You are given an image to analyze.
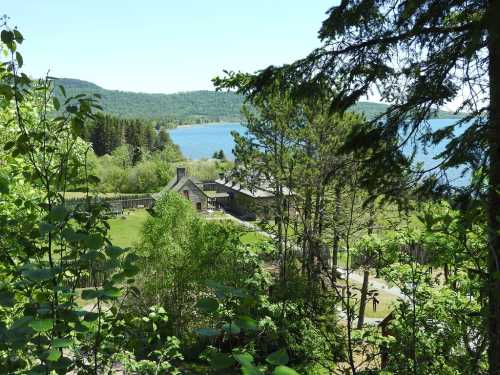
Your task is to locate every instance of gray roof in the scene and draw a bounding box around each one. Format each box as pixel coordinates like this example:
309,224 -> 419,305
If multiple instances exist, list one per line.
214,178 -> 292,198
157,176 -> 208,198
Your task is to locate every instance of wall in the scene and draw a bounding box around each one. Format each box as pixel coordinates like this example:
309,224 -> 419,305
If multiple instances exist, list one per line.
177,179 -> 208,211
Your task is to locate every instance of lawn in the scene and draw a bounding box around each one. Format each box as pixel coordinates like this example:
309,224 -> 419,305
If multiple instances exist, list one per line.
108,209 -> 150,248
364,287 -> 395,319
240,230 -> 271,245
336,278 -> 397,319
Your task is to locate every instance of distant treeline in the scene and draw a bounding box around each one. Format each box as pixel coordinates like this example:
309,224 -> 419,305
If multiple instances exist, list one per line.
56,78 -> 245,125
83,114 -> 179,163
56,78 -> 464,125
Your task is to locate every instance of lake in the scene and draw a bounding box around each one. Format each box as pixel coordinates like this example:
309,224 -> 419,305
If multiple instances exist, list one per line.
169,119 -> 468,184
168,122 -> 245,160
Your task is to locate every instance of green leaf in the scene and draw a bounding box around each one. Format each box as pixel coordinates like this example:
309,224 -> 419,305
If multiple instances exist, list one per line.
210,352 -> 236,369
102,286 -> 121,298
39,222 -> 55,235
58,85 -> 66,97
223,322 -> 241,335
0,289 -> 15,306
273,365 -> 299,375
196,297 -> 219,313
105,245 -> 126,258
46,348 -> 61,362
81,289 -> 98,300
50,205 -> 68,221
88,175 -> 100,184
0,174 -> 9,194
233,352 -> 254,367
15,52 -> 23,67
124,253 -> 140,265
84,234 -> 104,249
83,312 -> 99,322
235,316 -> 258,331
195,327 -> 220,337
12,316 -> 33,329
3,140 -> 15,151
266,349 -> 289,366
52,97 -> 60,111
13,29 -> 24,43
242,365 -> 264,375
52,338 -> 72,348
29,319 -> 54,332
23,268 -> 53,282
62,228 -> 85,242
123,264 -> 140,277
1,30 -> 13,45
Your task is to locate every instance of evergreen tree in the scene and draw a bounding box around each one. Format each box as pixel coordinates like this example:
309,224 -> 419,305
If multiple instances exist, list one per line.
229,1 -> 499,372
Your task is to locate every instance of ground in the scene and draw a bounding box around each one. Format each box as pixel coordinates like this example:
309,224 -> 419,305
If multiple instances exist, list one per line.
108,209 -> 150,248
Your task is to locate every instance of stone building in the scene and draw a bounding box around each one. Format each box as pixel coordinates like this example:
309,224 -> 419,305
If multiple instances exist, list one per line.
157,168 -> 294,219
159,167 -> 210,211
213,174 -> 294,220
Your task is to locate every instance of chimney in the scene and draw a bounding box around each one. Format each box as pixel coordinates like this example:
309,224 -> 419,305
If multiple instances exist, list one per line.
176,167 -> 186,182
218,172 -> 224,181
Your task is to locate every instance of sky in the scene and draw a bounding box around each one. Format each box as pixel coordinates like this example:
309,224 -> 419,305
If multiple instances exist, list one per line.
3,1 -> 337,94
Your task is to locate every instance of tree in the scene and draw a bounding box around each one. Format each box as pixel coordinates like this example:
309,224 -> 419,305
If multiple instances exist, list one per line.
212,149 -> 226,160
0,25 -> 141,373
230,1 -> 499,372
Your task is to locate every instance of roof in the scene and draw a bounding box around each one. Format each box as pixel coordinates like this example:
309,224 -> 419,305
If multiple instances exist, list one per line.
157,175 -> 208,198
214,178 -> 292,198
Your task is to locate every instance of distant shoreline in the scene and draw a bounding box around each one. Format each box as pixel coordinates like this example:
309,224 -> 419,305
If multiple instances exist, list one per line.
172,121 -> 243,129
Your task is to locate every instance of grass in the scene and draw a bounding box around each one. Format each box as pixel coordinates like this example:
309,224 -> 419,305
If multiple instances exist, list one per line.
108,209 -> 150,248
337,278 -> 396,319
364,288 -> 395,318
240,231 -> 270,245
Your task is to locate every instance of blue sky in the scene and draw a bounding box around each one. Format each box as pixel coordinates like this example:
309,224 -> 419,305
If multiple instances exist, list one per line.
4,1 -> 337,93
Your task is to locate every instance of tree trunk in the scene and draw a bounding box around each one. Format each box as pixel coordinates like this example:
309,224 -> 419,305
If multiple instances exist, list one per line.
302,188 -> 312,277
357,269 -> 369,329
488,1 -> 500,373
357,207 -> 375,329
332,183 -> 341,282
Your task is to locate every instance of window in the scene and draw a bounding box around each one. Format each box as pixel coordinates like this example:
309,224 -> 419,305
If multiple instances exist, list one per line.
183,190 -> 189,199
196,202 -> 202,211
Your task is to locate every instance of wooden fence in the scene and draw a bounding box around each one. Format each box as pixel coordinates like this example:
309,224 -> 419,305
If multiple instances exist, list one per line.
65,194 -> 155,213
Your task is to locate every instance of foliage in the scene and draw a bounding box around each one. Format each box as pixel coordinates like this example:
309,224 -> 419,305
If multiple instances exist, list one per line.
55,78 -> 246,124
213,0 -> 500,372
82,113 -> 181,159
88,141 -> 182,194
57,78 -> 461,126
135,191 -> 269,338
0,24 -> 146,374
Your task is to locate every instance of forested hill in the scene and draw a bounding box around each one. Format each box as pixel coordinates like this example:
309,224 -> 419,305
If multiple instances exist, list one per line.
55,78 -> 463,124
55,78 -> 244,125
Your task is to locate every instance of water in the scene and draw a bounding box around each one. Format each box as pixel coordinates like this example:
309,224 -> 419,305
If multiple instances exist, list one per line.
168,122 -> 245,160
169,119 -> 469,185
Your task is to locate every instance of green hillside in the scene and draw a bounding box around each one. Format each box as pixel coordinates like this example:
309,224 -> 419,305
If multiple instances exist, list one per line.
55,78 -> 244,124
55,78 -> 462,124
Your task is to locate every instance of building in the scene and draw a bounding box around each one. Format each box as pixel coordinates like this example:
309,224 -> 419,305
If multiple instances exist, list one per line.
213,174 -> 294,220
158,167 -> 212,211
157,167 -> 294,219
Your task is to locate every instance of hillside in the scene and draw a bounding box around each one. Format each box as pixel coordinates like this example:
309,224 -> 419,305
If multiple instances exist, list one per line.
55,78 -> 463,124
55,78 -> 244,124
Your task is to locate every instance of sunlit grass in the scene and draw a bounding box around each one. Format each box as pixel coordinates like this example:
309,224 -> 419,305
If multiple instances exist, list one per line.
108,209 -> 150,248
